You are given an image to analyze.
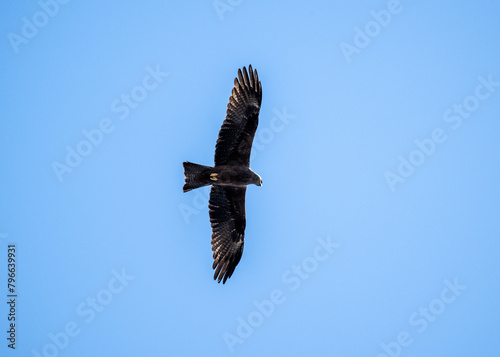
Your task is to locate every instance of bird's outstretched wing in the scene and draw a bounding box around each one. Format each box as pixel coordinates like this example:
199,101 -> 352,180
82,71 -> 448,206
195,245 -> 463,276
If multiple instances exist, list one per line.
214,65 -> 262,167
209,185 -> 246,283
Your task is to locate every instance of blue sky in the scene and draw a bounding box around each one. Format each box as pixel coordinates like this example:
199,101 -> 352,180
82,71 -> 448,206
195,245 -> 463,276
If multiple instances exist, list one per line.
1,1 -> 500,356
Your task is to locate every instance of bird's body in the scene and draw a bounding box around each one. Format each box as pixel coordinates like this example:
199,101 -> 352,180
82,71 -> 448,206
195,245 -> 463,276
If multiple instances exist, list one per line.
183,65 -> 262,284
183,163 -> 261,190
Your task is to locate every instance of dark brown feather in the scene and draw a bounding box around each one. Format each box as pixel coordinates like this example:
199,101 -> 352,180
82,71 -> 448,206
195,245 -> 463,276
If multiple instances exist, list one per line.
214,65 -> 262,167
209,185 -> 246,283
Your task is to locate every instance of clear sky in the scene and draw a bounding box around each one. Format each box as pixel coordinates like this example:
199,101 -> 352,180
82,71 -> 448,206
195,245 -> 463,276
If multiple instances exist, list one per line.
1,1 -> 500,356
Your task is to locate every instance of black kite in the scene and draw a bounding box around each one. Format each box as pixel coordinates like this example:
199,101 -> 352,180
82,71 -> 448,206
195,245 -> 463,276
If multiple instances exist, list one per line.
183,65 -> 262,284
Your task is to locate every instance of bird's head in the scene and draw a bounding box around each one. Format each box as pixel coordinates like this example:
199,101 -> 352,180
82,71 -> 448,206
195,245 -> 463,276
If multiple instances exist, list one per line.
250,169 -> 262,187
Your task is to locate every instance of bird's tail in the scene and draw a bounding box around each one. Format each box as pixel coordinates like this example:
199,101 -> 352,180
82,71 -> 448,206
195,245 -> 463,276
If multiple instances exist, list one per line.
183,162 -> 214,192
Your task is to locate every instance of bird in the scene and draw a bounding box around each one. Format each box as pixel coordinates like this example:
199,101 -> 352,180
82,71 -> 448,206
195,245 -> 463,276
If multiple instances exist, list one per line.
183,65 -> 262,284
